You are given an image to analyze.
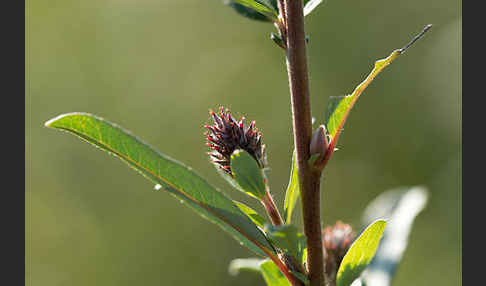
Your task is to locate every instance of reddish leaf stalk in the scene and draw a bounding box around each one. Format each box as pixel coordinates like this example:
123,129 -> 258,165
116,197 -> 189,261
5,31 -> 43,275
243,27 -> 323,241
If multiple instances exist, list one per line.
262,185 -> 284,226
283,0 -> 326,285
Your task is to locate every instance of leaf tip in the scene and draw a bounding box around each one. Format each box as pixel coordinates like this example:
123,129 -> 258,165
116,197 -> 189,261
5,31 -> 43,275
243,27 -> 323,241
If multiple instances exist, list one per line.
44,119 -> 54,128
373,218 -> 388,228
44,114 -> 65,128
45,112 -> 96,128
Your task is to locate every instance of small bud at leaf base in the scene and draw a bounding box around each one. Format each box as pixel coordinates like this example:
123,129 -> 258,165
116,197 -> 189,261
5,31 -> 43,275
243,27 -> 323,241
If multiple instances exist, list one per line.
310,125 -> 329,158
271,32 -> 285,49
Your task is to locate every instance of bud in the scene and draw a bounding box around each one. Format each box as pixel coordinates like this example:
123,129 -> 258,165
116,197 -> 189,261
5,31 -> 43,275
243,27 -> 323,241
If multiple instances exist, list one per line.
271,32 -> 285,49
309,125 -> 329,159
323,221 -> 355,263
204,107 -> 266,175
322,221 -> 355,280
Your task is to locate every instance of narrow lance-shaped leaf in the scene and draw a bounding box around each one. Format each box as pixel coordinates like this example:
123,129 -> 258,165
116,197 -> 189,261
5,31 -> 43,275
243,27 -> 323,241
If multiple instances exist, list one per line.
45,113 -> 275,258
227,2 -> 272,22
325,25 -> 432,151
283,150 -> 300,224
259,0 -> 278,10
337,219 -> 387,286
228,258 -> 265,276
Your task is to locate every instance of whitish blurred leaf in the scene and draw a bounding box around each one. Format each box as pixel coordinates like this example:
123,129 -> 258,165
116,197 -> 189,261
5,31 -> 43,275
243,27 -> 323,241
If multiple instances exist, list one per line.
303,0 -> 323,16
229,258 -> 264,276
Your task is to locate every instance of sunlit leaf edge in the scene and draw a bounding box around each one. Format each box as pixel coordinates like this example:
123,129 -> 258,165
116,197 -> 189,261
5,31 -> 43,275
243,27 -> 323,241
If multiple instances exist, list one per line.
336,219 -> 387,286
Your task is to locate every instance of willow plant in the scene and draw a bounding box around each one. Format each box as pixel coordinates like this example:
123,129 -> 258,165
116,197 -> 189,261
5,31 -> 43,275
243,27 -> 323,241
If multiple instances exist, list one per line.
45,1 -> 431,286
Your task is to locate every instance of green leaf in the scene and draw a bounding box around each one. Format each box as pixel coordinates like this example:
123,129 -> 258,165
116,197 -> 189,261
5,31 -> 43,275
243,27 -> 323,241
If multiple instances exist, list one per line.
283,150 -> 300,224
259,0 -> 278,10
228,258 -> 265,276
227,2 -> 272,22
45,112 -> 275,258
325,26 -> 432,151
234,200 -> 266,229
303,0 -> 323,17
337,219 -> 387,286
260,259 -> 292,286
266,224 -> 306,264
231,150 -> 267,199
324,95 -> 346,138
227,0 -> 278,22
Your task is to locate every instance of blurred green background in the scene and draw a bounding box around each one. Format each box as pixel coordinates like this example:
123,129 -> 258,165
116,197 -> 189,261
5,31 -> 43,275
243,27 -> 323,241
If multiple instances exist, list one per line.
26,0 -> 461,285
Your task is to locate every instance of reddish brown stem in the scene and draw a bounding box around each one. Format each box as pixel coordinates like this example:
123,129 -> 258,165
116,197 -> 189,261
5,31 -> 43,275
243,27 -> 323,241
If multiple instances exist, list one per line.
283,0 -> 326,285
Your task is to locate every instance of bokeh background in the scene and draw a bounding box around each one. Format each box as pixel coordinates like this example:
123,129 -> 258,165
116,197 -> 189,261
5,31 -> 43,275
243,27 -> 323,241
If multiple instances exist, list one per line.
26,0 -> 461,285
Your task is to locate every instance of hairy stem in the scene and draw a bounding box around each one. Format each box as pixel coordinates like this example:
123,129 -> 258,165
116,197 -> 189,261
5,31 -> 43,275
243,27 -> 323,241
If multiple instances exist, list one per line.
283,0 -> 325,286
